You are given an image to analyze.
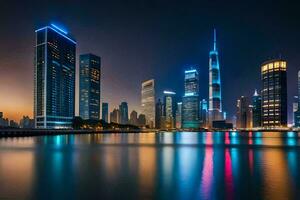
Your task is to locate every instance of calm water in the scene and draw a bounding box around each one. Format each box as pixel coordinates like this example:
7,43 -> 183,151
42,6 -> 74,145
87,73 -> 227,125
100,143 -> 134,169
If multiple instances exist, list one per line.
1,132 -> 300,200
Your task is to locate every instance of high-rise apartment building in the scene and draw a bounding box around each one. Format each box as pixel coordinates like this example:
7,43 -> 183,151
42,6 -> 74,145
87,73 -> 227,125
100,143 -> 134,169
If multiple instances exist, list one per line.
175,102 -> 182,129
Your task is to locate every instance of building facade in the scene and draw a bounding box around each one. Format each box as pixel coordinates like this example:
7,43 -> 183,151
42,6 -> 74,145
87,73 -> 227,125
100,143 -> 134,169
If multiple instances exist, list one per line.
208,29 -> 223,125
294,71 -> 300,127
163,91 -> 176,129
236,96 -> 252,129
175,102 -> 182,129
34,24 -> 76,129
252,90 -> 262,128
199,99 -> 208,128
155,99 -> 163,129
119,102 -> 129,124
129,110 -> 138,126
79,54 -> 101,120
182,69 -> 200,129
102,102 -> 109,122
110,108 -> 120,124
141,79 -> 155,128
261,59 -> 287,128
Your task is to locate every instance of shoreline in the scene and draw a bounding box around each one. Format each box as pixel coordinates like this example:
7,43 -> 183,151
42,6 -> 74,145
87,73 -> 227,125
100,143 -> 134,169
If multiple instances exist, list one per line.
0,128 -> 299,138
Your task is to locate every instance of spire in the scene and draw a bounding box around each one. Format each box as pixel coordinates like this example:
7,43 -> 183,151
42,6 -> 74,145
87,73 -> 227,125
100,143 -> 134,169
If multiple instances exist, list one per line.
213,28 -> 217,51
254,89 -> 258,96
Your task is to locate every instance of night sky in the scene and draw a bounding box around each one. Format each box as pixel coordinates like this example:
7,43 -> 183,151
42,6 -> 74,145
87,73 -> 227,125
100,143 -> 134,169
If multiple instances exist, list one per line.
0,0 -> 299,122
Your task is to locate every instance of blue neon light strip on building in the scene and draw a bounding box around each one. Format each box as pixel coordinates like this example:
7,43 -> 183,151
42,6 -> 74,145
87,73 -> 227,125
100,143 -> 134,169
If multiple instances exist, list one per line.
51,24 -> 68,34
184,92 -> 196,97
185,69 -> 197,73
35,26 -> 76,44
163,91 -> 176,95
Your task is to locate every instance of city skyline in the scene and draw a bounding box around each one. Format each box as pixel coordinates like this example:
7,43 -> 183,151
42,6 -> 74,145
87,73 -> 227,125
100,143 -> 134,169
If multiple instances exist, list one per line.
1,1 -> 300,122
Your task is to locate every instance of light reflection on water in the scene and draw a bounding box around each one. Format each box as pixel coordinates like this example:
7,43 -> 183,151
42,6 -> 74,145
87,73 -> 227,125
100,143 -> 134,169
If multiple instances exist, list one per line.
0,132 -> 300,199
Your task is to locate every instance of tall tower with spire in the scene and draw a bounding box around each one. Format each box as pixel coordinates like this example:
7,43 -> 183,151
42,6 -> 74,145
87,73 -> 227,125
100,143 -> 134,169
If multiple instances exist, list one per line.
208,29 -> 223,126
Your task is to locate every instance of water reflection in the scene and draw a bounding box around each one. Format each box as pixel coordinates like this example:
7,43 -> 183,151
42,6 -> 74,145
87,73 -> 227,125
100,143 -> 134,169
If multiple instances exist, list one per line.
0,132 -> 300,199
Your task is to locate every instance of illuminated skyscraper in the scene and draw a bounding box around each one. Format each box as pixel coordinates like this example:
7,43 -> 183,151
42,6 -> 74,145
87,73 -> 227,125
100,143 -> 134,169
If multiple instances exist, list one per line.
176,102 -> 182,129
163,91 -> 176,129
79,54 -> 101,120
208,29 -> 223,126
119,102 -> 129,124
141,79 -> 155,128
34,24 -> 76,129
252,90 -> 262,128
182,69 -> 200,129
102,102 -> 109,122
294,71 -> 300,127
261,59 -> 287,128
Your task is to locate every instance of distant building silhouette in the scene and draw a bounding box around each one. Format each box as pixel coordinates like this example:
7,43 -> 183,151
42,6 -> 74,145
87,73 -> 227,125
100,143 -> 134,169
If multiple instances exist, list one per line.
155,99 -> 163,129
252,90 -> 262,128
102,103 -> 109,122
129,110 -> 138,126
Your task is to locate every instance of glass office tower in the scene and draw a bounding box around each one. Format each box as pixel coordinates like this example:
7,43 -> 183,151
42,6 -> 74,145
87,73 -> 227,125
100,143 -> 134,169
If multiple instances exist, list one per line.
261,59 -> 287,128
34,24 -> 76,129
182,69 -> 200,129
141,79 -> 155,128
79,54 -> 101,120
208,29 -> 223,125
102,102 -> 109,122
163,91 -> 176,129
119,102 -> 129,124
252,90 -> 262,128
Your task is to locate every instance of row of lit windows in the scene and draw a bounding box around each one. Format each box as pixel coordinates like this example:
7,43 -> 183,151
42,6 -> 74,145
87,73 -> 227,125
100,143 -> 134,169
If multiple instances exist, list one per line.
261,61 -> 287,73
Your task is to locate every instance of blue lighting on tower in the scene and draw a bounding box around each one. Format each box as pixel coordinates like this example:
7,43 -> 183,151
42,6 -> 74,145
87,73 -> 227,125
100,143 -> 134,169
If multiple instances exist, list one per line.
51,23 -> 68,34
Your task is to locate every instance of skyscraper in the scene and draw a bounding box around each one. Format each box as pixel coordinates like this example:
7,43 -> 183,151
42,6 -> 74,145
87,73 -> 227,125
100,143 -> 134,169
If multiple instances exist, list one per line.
110,108 -> 120,124
175,102 -> 182,129
34,24 -> 76,129
155,99 -> 163,129
163,91 -> 176,129
294,71 -> 300,127
129,110 -> 138,126
182,69 -> 200,129
261,59 -> 287,128
252,90 -> 262,128
141,79 -> 155,128
102,102 -> 109,122
199,99 -> 208,128
119,102 -> 129,124
208,29 -> 223,126
79,54 -> 101,120
236,96 -> 252,129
